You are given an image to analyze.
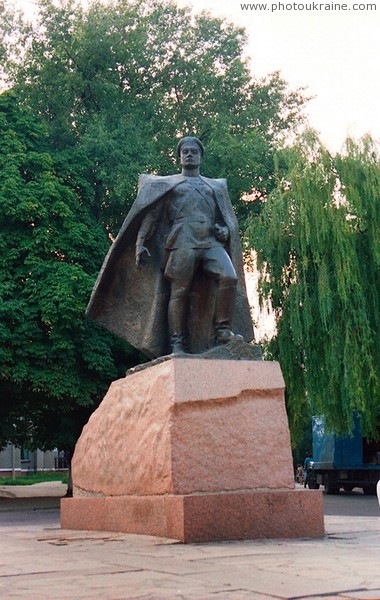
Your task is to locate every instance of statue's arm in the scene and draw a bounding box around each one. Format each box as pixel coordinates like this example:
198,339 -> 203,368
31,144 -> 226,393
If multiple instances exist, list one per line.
214,223 -> 229,243
214,203 -> 230,243
135,203 -> 162,267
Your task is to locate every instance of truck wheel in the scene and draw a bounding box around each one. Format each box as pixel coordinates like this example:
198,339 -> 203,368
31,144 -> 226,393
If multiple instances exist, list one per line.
308,478 -> 320,490
343,485 -> 354,492
324,473 -> 340,495
363,485 -> 376,496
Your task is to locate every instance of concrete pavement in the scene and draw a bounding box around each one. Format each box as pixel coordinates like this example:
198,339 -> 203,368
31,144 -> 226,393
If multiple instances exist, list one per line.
0,483 -> 379,599
0,481 -> 68,499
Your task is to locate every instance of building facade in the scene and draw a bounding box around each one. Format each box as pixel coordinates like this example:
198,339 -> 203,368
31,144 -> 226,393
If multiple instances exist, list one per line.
0,444 -> 60,477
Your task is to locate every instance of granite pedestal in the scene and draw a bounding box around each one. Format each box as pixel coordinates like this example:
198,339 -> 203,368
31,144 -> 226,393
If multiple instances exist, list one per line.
61,358 -> 324,542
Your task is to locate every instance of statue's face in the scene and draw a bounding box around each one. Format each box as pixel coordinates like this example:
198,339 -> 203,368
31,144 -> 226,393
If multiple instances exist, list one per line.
180,142 -> 202,169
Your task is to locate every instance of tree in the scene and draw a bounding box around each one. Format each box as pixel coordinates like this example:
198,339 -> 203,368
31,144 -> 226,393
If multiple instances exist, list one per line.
251,131 -> 380,442
0,91 -> 137,452
0,0 -> 309,452
1,0 -> 308,233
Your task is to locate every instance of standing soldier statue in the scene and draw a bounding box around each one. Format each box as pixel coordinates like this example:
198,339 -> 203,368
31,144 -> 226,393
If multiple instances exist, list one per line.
86,136 -> 254,357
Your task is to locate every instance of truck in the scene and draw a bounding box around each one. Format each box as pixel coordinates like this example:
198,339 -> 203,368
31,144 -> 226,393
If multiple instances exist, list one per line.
307,414 -> 380,495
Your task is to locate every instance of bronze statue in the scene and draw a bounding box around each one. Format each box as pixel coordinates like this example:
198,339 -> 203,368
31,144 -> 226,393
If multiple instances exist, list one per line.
86,137 -> 254,358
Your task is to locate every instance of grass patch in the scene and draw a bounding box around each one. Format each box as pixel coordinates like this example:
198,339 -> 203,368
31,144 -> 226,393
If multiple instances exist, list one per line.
0,471 -> 68,486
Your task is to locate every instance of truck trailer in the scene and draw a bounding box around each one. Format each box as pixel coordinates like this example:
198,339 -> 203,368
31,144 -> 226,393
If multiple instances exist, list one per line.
308,415 -> 380,495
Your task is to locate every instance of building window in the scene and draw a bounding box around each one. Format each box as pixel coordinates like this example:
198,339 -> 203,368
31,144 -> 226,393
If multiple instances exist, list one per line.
20,448 -> 30,461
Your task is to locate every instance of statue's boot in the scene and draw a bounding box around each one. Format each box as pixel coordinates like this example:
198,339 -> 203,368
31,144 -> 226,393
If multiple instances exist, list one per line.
170,333 -> 185,354
215,281 -> 242,344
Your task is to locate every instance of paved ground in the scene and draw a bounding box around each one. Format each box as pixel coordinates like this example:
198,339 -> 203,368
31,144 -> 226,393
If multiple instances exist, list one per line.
0,481 -> 67,500
0,483 -> 379,599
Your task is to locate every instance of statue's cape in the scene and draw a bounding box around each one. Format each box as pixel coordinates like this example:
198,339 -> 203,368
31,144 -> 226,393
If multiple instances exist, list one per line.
86,173 -> 254,357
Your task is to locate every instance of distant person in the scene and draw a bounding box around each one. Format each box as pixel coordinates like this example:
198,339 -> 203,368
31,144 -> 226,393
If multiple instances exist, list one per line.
296,464 -> 304,485
303,453 -> 313,488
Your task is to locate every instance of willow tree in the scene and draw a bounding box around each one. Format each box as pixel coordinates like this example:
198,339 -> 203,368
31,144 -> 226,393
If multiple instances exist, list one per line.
251,132 -> 380,441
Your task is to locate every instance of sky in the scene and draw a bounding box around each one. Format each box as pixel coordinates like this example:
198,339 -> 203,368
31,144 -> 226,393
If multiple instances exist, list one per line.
178,0 -> 380,153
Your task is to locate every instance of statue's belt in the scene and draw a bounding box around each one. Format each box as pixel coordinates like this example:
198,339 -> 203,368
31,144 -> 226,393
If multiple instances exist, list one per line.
173,217 -> 215,226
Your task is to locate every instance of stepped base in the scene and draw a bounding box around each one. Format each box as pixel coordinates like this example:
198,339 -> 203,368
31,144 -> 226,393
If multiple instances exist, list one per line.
61,488 -> 324,543
61,358 -> 325,543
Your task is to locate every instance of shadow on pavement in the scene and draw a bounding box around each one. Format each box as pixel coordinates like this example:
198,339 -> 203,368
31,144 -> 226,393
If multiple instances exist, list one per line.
0,496 -> 61,512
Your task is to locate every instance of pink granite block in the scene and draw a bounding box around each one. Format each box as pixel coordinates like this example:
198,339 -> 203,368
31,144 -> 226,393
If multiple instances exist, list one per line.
71,359 -> 294,498
60,497 -> 106,531
61,489 -> 324,543
170,389 -> 293,493
164,495 -> 185,541
104,496 -> 167,537
178,489 -> 325,543
71,368 -> 174,497
61,357 -> 325,542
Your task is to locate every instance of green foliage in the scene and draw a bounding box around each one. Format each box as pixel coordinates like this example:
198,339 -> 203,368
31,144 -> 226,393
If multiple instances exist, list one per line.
1,0 -> 308,232
0,91 -> 137,450
251,131 -> 380,441
0,0 -> 308,451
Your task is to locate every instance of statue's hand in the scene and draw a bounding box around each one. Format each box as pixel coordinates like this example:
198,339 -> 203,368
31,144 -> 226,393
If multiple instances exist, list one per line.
135,244 -> 151,267
215,224 -> 229,243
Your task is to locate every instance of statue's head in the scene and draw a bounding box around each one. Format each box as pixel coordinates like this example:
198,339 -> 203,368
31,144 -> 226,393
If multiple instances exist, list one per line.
176,136 -> 205,158
176,136 -> 204,171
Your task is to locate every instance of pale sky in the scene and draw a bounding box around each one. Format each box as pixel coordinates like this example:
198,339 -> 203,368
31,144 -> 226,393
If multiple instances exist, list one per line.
179,0 -> 380,153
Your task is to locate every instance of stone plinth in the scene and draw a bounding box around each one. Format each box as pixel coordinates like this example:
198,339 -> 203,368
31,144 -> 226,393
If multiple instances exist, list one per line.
61,358 -> 324,542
